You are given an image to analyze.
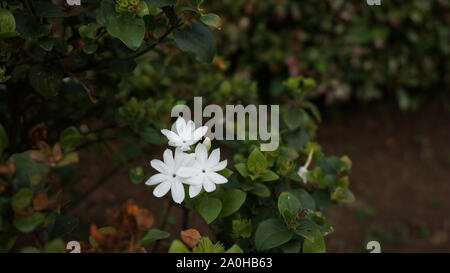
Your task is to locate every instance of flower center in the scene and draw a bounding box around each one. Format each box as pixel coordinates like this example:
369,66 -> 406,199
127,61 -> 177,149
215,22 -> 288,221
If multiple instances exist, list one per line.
172,174 -> 176,178
202,169 -> 206,173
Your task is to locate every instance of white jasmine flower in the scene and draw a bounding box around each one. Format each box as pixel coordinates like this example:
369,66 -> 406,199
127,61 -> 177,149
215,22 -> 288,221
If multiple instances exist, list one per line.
145,148 -> 198,204
298,166 -> 308,183
161,117 -> 208,151
178,143 -> 228,198
298,149 -> 314,184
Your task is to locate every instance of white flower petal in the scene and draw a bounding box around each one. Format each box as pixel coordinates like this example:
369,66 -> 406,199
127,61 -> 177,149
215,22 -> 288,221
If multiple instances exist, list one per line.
207,172 -> 228,184
145,173 -> 168,186
177,166 -> 199,178
195,143 -> 208,164
210,160 -> 227,172
163,149 -> 174,171
171,180 -> 185,204
207,148 -> 220,168
184,176 -> 203,185
150,159 -> 170,174
153,180 -> 171,197
193,126 -> 208,140
176,117 -> 186,136
161,129 -> 181,143
203,177 -> 216,192
189,184 -> 202,198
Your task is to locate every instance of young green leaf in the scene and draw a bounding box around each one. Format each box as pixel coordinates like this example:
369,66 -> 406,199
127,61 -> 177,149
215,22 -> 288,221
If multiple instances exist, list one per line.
168,239 -> 191,253
200,13 -> 221,29
247,148 -> 267,174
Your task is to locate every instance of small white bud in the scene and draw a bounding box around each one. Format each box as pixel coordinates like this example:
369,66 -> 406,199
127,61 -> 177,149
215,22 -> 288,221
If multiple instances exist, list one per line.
202,137 -> 211,151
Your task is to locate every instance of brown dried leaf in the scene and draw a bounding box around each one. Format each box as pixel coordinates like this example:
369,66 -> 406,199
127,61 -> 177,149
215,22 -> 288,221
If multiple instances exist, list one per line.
28,123 -> 47,145
181,229 -> 201,248
90,224 -> 106,245
0,161 -> 15,176
33,192 -> 49,211
136,209 -> 154,230
52,143 -> 63,162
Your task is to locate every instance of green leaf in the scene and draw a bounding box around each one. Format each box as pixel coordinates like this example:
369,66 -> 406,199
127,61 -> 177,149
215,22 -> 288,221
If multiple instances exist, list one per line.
260,170 -> 279,182
200,13 -> 221,29
302,229 -> 325,253
15,13 -> 50,40
82,44 -> 98,55
106,13 -> 145,51
0,8 -> 16,33
317,156 -> 346,175
219,189 -> 246,217
234,163 -> 249,178
295,218 -> 318,241
249,183 -> 270,197
12,188 -> 33,213
291,188 -> 316,210
29,65 -> 63,99
247,148 -> 267,174
78,23 -> 101,40
278,192 -> 300,223
11,152 -> 49,189
225,244 -> 244,253
60,127 -> 83,152
14,212 -> 45,233
0,231 -> 17,253
254,218 -> 293,251
43,239 -> 65,253
217,168 -> 233,179
140,229 -> 170,246
173,22 -> 216,63
313,190 -> 333,211
280,239 -> 301,253
195,197 -> 222,224
0,123 -> 7,155
283,107 -> 305,130
168,239 -> 190,253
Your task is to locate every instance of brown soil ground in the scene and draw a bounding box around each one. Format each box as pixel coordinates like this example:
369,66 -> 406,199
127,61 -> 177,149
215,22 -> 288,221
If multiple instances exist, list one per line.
71,97 -> 450,253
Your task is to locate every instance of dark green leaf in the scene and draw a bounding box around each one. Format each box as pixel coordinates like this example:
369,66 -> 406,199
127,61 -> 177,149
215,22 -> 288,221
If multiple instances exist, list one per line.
140,229 -> 170,246
14,212 -> 45,233
195,197 -> 222,224
302,229 -> 325,253
12,188 -> 33,213
106,13 -> 145,51
254,218 -> 293,251
173,22 -> 216,63
219,189 -> 246,217
29,64 -> 63,99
